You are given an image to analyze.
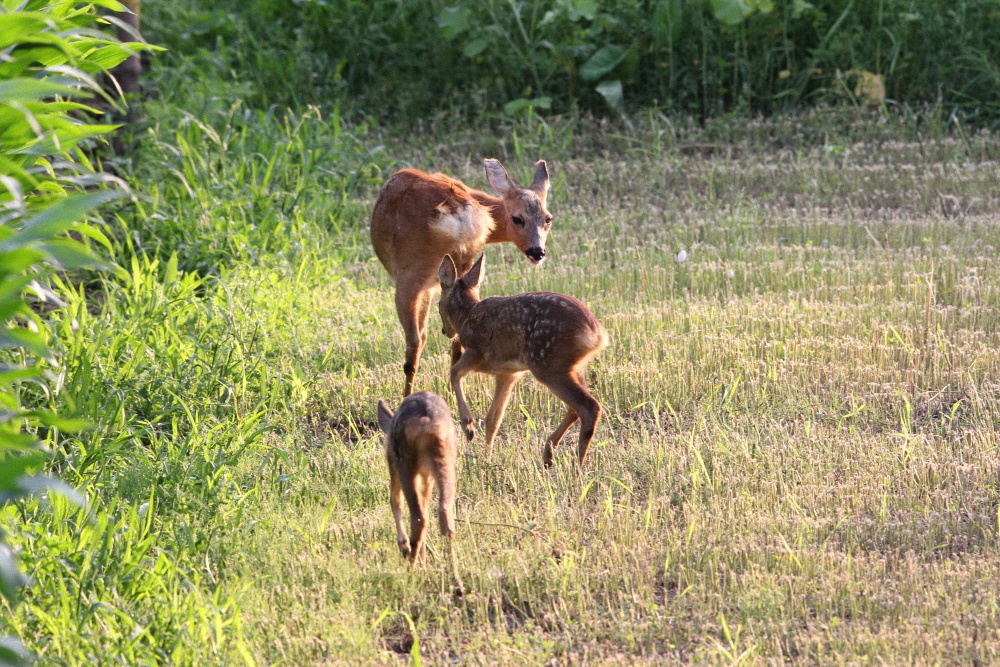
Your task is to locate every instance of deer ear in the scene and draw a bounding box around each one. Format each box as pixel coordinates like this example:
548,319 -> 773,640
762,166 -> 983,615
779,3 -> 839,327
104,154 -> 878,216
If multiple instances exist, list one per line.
439,254 -> 458,288
464,253 -> 485,289
484,158 -> 515,196
377,400 -> 394,434
530,160 -> 549,195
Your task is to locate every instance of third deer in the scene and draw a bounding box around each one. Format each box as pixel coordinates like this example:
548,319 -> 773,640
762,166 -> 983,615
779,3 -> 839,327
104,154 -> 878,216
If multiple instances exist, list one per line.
438,254 -> 608,467
377,391 -> 464,593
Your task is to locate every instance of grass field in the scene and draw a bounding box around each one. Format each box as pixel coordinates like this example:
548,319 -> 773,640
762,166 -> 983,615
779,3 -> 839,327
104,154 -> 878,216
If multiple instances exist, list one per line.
6,109 -> 1000,665
199,117 -> 1000,664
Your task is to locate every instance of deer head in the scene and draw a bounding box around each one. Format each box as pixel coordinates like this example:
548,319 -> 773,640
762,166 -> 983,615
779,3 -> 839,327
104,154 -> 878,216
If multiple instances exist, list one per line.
484,159 -> 552,265
438,253 -> 484,339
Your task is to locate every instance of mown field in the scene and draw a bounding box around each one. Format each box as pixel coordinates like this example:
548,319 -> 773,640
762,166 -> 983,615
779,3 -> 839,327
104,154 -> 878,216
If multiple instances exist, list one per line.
235,121 -> 1000,665
10,106 -> 1000,665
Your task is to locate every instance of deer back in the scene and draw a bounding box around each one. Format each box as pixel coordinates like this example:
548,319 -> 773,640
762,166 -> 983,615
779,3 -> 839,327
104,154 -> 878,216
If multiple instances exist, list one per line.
371,160 -> 553,281
464,293 -> 607,372
378,392 -> 456,466
370,169 -> 495,281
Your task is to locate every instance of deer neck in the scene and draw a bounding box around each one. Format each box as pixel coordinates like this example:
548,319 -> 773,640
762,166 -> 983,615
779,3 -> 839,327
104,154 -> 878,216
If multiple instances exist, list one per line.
470,190 -> 511,244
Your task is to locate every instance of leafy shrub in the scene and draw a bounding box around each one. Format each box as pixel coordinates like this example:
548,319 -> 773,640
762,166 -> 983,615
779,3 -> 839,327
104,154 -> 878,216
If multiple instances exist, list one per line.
142,0 -> 1000,124
0,2 -> 148,663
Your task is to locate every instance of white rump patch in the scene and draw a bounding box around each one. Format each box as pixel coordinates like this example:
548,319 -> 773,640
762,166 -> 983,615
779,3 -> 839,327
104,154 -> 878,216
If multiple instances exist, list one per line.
430,202 -> 494,249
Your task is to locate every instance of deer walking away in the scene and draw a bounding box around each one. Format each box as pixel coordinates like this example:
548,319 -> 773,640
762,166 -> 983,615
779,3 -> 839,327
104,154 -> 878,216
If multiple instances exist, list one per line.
370,158 -> 553,396
377,392 -> 464,593
438,254 -> 608,468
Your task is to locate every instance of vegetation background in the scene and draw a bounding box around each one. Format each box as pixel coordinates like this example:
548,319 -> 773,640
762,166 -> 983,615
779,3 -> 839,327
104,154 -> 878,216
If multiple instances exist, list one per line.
1,0 -> 999,665
146,0 -> 1000,122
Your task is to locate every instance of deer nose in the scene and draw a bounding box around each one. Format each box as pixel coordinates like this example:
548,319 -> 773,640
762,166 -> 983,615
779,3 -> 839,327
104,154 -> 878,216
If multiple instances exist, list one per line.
525,247 -> 545,262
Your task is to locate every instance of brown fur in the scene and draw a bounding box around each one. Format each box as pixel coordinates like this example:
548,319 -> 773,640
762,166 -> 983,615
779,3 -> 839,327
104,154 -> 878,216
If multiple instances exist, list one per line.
370,159 -> 553,396
377,392 -> 464,593
438,254 -> 608,468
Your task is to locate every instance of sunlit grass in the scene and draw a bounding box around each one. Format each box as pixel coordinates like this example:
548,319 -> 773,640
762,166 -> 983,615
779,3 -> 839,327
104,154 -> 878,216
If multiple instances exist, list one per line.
5,112 -> 1000,664
227,129 -> 1000,663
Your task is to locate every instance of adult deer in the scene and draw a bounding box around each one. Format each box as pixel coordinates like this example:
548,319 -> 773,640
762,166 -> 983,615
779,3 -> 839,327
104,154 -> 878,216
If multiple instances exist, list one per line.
370,159 -> 552,396
377,392 -> 464,594
438,254 -> 608,468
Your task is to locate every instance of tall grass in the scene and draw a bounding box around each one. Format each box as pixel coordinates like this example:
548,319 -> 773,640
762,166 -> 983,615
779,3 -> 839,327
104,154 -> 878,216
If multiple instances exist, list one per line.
122,104 -> 387,275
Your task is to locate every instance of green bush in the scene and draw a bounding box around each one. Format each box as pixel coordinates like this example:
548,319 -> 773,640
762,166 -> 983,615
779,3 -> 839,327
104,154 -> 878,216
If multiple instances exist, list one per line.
0,2 -> 149,663
141,0 -> 1000,124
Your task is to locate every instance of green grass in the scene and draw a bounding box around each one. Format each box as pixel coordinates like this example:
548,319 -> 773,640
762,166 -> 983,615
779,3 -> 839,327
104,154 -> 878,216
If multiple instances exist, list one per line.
228,121 -> 1000,664
5,104 -> 1000,664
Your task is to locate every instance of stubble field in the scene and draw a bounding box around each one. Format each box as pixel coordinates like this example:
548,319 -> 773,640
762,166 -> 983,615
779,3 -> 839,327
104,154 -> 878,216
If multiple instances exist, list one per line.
229,123 -> 1000,664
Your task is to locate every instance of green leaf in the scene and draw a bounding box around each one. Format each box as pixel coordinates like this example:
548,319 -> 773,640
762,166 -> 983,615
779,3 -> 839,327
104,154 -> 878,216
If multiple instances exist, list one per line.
86,0 -> 127,13
438,6 -> 471,38
711,0 -> 753,25
579,45 -> 628,82
0,78 -> 79,101
0,367 -> 40,385
791,0 -> 815,18
0,550 -> 30,607
68,221 -> 114,252
503,97 -> 551,117
0,327 -> 48,355
0,190 -> 124,252
595,79 -> 624,115
566,0 -> 597,21
83,43 -> 135,70
652,0 -> 683,45
13,475 -> 87,509
20,410 -> 91,432
462,37 -> 491,58
0,276 -> 34,318
37,238 -> 103,270
0,249 -> 46,277
0,451 -> 47,494
0,14 -> 49,50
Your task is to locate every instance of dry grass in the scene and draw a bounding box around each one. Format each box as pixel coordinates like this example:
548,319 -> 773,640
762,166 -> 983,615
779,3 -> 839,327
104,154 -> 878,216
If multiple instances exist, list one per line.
225,128 -> 1000,665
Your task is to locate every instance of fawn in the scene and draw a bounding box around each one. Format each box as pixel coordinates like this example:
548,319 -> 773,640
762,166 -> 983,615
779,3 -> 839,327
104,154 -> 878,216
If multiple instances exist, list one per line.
438,253 -> 608,467
377,392 -> 464,593
370,159 -> 553,396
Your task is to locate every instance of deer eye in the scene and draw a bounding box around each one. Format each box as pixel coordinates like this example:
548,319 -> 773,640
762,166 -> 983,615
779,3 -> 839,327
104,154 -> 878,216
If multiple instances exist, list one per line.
512,215 -> 525,226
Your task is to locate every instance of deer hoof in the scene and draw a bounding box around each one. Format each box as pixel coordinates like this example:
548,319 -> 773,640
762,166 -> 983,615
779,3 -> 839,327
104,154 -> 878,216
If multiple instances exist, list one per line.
463,422 -> 476,441
398,541 -> 411,559
542,446 -> 554,468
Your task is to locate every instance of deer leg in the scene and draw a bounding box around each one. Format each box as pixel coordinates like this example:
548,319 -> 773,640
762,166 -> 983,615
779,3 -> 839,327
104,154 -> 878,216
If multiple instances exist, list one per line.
402,471 -> 427,565
484,373 -> 519,451
542,409 -> 579,469
415,289 -> 432,349
538,372 -> 602,467
415,473 -> 435,566
450,338 -> 464,365
387,455 -> 410,558
449,350 -> 482,442
436,463 -> 464,595
395,283 -> 427,396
